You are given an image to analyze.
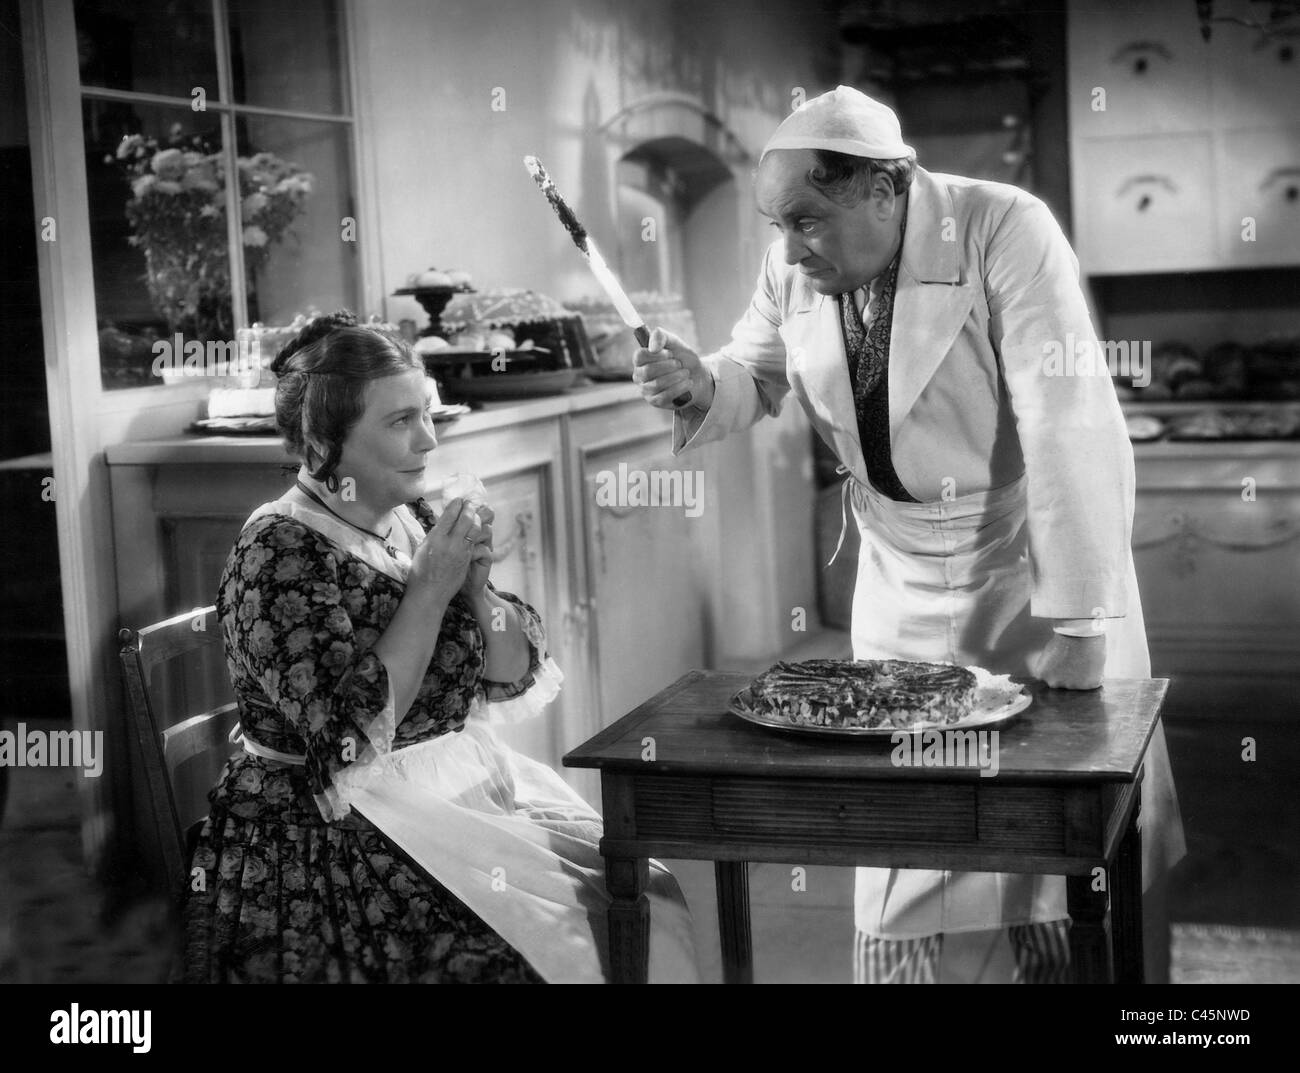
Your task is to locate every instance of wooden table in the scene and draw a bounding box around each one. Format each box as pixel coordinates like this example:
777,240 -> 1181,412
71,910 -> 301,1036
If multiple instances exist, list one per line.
564,670 -> 1165,984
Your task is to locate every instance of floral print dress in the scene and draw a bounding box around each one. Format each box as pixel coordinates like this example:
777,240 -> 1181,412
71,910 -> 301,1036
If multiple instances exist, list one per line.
179,494 -> 566,983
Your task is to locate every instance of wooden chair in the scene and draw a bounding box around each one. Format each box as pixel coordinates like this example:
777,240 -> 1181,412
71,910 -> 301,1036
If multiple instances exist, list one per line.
118,606 -> 240,903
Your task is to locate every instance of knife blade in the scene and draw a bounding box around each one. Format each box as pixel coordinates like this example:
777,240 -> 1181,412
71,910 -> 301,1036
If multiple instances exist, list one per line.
523,155 -> 691,407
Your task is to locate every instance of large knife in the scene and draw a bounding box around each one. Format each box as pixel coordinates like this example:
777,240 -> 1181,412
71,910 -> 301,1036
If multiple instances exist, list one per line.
524,155 -> 691,408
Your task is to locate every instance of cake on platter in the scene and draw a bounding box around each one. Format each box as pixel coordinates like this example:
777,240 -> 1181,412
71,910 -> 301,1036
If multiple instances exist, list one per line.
438,288 -> 594,369
731,658 -> 981,731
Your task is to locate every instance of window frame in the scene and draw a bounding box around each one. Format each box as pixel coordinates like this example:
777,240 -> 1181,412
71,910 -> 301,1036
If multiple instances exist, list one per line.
73,0 -> 373,400
21,0 -> 381,875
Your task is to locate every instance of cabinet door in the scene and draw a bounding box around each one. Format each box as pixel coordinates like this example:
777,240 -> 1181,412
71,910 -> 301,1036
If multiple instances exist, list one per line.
1216,126 -> 1300,268
477,470 -> 567,772
1209,0 -> 1300,128
581,436 -> 710,731
1068,0 -> 1212,137
1132,449 -> 1300,696
567,401 -> 710,736
1075,132 -> 1217,272
479,471 -> 550,628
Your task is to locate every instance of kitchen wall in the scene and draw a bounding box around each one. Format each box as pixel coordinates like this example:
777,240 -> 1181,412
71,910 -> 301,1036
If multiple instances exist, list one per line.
352,0 -> 839,658
353,0 -> 839,347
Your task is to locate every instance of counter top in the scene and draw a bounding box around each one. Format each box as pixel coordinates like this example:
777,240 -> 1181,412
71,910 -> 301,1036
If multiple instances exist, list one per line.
104,379 -> 643,465
1131,439 -> 1300,457
104,376 -> 1300,467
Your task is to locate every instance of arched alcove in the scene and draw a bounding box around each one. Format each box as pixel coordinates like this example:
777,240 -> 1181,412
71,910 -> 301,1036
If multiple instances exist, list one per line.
598,94 -> 758,352
592,95 -> 819,663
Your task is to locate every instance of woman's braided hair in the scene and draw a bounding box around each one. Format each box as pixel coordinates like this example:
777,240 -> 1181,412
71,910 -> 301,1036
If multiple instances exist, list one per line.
270,310 -> 422,491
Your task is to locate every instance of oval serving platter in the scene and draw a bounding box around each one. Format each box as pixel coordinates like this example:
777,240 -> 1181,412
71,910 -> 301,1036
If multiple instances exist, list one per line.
728,677 -> 1031,740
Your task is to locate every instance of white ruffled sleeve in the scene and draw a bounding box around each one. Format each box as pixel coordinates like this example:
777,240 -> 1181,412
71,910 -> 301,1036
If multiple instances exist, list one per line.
472,587 -> 564,726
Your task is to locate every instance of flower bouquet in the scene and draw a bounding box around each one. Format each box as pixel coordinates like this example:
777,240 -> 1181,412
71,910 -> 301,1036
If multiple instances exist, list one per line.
110,124 -> 314,341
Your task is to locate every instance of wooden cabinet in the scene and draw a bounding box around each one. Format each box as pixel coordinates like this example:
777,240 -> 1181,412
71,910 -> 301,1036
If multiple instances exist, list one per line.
1074,132 -> 1217,273
569,403 -> 713,727
1215,125 -> 1300,268
1131,440 -> 1300,713
1068,0 -> 1300,273
1208,0 -> 1300,128
466,467 -> 566,771
1068,0 -> 1212,138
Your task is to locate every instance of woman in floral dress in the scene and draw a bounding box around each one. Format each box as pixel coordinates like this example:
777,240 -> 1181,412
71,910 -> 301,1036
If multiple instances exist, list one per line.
179,312 -> 696,983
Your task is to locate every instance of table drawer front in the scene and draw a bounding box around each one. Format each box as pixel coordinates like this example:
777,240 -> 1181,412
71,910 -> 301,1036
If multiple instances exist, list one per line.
633,776 -> 977,844
979,787 -> 1066,852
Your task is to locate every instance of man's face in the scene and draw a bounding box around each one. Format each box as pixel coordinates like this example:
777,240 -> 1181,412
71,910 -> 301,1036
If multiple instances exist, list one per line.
755,148 -> 902,295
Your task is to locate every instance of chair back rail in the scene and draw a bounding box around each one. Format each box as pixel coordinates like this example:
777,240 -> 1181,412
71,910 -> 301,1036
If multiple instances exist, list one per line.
118,606 -> 237,902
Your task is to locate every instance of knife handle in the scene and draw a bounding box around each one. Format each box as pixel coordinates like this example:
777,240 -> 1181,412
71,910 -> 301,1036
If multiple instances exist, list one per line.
634,325 -> 692,408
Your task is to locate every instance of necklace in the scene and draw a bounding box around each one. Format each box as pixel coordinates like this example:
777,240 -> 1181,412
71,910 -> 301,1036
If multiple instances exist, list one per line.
295,479 -> 401,559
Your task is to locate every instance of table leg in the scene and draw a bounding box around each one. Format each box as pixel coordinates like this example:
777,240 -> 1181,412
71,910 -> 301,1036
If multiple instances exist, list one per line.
1112,796 -> 1145,984
1067,871 -> 1114,984
606,856 -> 649,984
715,860 -> 753,984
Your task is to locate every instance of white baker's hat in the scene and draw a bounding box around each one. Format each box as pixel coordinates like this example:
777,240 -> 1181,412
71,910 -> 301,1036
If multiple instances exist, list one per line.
761,85 -> 914,161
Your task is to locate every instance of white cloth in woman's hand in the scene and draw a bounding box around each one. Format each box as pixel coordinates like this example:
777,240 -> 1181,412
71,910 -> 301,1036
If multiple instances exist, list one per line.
438,472 -> 488,528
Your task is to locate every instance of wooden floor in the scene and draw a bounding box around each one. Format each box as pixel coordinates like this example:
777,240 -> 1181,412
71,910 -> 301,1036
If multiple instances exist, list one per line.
2,632 -> 1296,983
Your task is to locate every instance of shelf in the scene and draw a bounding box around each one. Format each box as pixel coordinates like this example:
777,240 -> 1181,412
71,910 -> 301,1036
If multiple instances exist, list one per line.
104,380 -> 641,466
1121,400 -> 1300,413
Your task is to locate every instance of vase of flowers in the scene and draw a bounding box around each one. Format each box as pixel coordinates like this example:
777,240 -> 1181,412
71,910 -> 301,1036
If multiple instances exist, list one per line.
110,124 -> 314,341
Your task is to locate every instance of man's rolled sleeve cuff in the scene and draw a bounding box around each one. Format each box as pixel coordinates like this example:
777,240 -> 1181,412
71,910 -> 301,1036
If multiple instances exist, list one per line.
1030,576 -> 1128,623
1052,617 -> 1108,637
671,369 -> 728,455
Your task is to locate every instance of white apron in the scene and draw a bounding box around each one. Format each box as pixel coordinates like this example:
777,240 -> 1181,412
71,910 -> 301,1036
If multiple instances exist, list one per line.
339,714 -> 700,984
843,471 -> 1187,939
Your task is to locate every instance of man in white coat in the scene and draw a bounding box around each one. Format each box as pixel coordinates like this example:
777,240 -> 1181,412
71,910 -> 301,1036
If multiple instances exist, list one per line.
633,86 -> 1185,983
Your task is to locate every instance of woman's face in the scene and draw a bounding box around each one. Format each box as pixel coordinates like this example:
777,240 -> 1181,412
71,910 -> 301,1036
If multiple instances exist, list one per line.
329,370 -> 439,508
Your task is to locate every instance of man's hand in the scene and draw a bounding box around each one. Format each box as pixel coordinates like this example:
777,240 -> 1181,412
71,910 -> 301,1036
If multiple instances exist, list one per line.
633,328 -> 714,412
1035,632 -> 1106,689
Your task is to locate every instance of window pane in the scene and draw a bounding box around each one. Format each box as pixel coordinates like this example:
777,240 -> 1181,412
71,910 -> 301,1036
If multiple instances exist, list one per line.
235,115 -> 357,326
228,0 -> 347,114
84,99 -> 233,389
74,0 -> 218,102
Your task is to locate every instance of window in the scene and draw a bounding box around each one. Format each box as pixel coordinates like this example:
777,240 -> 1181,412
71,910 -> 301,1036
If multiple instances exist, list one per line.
75,0 -> 358,389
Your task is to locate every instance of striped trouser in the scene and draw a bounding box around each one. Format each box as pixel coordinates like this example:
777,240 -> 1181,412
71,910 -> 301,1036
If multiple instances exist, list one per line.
853,919 -> 1072,984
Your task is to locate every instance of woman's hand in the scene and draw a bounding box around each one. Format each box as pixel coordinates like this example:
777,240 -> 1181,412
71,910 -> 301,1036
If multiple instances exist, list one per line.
406,498 -> 477,605
460,504 -> 495,603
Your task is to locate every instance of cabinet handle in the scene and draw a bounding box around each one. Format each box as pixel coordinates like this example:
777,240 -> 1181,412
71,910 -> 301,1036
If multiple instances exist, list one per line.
1259,167 -> 1300,203
1111,41 -> 1171,77
563,600 -> 591,641
1115,175 -> 1176,214
594,511 -> 606,576
596,502 -> 641,519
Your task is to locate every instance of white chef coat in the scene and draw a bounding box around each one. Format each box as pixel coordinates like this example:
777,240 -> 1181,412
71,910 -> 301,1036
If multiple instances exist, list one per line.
670,166 -> 1187,939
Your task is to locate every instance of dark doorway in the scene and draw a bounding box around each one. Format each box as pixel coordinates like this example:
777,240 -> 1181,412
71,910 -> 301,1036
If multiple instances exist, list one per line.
0,0 -> 71,827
